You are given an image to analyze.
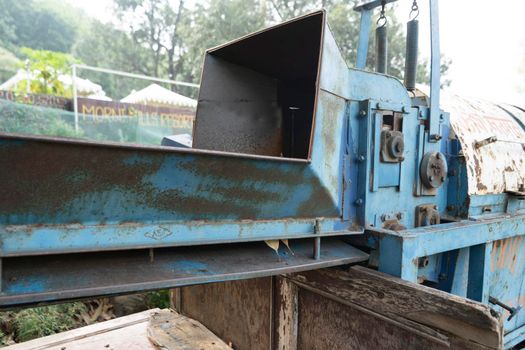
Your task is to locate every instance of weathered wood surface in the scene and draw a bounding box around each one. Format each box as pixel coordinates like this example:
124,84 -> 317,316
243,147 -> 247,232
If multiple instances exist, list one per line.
179,266 -> 503,350
288,266 -> 502,349
148,309 -> 231,349
180,278 -> 273,350
5,308 -> 230,350
296,287 -> 449,350
273,276 -> 299,350
5,309 -> 160,350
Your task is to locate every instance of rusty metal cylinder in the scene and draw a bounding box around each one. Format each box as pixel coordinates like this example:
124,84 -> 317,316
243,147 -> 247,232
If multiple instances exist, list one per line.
404,19 -> 419,91
375,25 -> 388,74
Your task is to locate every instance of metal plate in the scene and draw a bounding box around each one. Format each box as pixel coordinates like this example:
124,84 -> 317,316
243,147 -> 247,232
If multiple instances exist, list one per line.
443,93 -> 525,195
0,237 -> 368,309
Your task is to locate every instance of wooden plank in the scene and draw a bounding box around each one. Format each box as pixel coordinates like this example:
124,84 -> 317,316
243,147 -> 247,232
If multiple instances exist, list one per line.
273,276 -> 299,350
147,309 -> 231,350
288,267 -> 502,349
296,287 -> 449,350
5,309 -> 160,350
180,278 -> 272,350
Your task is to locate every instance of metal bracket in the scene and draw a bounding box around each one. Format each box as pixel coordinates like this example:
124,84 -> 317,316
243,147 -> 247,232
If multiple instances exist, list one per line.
415,204 -> 440,227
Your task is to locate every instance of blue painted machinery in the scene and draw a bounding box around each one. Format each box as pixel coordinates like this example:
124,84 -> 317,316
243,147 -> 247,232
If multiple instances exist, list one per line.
0,0 -> 524,347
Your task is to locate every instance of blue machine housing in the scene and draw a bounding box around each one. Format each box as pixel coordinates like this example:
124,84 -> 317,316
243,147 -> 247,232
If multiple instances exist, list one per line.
0,6 -> 524,348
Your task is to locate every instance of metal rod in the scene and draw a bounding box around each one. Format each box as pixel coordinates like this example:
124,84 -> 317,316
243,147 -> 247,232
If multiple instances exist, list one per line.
72,64 -> 200,88
428,0 -> 441,140
375,26 -> 388,74
404,19 -> 419,90
354,0 -> 397,12
72,64 -> 79,133
356,9 -> 372,69
314,237 -> 321,260
489,296 -> 522,321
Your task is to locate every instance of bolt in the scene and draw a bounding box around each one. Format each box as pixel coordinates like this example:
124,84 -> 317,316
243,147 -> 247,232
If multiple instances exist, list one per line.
376,103 -> 382,109
359,110 -> 367,117
355,198 -> 364,206
357,155 -> 366,162
430,134 -> 442,141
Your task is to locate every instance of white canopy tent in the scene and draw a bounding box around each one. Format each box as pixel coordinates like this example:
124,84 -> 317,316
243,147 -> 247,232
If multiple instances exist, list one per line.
0,69 -> 111,100
121,83 -> 197,108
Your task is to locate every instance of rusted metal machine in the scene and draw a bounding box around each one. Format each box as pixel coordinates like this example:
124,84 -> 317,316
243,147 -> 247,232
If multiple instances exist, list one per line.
0,0 -> 524,348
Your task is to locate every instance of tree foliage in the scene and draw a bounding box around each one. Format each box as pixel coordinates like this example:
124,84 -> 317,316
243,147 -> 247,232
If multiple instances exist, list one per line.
0,0 -> 77,53
16,48 -> 79,97
0,0 -> 452,99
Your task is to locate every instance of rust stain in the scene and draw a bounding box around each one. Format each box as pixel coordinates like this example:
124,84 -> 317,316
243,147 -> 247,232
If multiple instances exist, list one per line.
0,137 -> 338,225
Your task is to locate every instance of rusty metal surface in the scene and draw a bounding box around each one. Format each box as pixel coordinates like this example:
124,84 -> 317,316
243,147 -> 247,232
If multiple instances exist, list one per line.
0,134 -> 337,224
442,93 -> 525,195
0,238 -> 368,308
193,11 -> 323,159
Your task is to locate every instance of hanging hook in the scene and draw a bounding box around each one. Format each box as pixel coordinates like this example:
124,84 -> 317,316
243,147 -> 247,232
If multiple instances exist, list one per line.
377,0 -> 387,27
409,0 -> 419,20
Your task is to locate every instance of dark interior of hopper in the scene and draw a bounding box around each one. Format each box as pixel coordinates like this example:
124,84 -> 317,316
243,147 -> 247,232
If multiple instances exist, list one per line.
192,12 -> 324,159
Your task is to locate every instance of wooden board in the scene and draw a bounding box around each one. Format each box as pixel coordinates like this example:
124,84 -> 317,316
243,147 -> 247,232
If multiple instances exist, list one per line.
179,267 -> 503,350
148,309 -> 231,350
288,267 -> 502,349
179,278 -> 273,350
5,308 -> 230,350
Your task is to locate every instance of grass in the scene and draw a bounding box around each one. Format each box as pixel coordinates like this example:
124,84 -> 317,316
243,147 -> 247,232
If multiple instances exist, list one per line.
0,302 -> 87,345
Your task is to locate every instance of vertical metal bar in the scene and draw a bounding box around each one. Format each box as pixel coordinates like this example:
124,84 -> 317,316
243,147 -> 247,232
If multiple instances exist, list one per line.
314,237 -> 321,260
372,113 -> 382,192
428,0 -> 441,141
25,59 -> 30,95
467,243 -> 492,303
356,9 -> 372,69
72,64 -> 79,133
450,247 -> 470,297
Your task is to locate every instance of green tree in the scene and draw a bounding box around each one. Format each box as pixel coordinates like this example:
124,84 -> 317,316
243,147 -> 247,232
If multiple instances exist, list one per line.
16,48 -> 79,97
0,46 -> 20,82
72,20 -> 154,99
181,0 -> 267,81
114,0 -> 187,80
0,0 -> 77,53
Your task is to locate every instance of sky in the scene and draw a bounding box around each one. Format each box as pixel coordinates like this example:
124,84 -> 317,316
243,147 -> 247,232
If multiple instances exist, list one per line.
67,0 -> 525,105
